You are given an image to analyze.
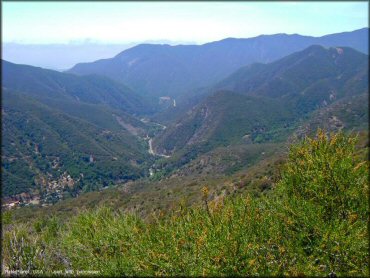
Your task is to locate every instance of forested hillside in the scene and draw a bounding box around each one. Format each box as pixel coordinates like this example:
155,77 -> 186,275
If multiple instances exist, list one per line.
2,89 -> 152,200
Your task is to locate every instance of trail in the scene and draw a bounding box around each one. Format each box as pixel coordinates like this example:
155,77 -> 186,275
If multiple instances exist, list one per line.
148,138 -> 170,158
148,138 -> 155,155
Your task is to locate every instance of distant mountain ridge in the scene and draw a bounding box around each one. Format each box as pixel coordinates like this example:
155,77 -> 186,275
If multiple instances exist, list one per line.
67,28 -> 368,99
2,60 -> 154,116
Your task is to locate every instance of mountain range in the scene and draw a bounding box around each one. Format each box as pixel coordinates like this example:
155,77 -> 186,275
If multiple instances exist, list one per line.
68,28 -> 368,100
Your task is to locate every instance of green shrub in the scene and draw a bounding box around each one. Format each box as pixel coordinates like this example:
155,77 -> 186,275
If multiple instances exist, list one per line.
277,129 -> 368,221
2,225 -> 46,272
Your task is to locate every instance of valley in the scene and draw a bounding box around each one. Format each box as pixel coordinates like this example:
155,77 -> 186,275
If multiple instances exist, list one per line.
2,33 -> 368,210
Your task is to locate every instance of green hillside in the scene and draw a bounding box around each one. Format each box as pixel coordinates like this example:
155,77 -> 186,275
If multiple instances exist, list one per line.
2,89 -> 152,201
153,91 -> 295,155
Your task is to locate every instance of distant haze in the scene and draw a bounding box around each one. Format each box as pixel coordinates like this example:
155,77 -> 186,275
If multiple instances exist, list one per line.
2,40 -> 195,70
2,43 -> 130,70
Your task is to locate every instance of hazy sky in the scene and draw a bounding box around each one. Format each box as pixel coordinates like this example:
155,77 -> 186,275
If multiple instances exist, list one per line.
3,1 -> 369,44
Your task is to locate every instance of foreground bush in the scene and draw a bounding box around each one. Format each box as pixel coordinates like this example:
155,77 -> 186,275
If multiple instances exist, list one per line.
2,130 -> 368,276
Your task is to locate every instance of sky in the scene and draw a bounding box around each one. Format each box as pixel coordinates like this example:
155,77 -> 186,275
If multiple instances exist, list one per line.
3,1 -> 369,45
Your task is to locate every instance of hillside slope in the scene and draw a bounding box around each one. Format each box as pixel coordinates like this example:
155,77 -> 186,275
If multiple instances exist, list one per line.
293,93 -> 369,139
2,90 -> 152,201
216,46 -> 368,97
153,91 -> 296,156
